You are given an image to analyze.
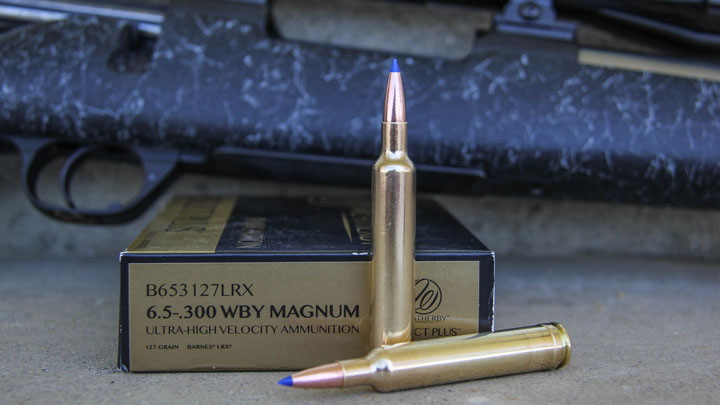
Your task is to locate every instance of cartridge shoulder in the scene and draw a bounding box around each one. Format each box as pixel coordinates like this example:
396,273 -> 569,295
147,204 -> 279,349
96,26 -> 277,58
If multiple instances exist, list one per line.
373,156 -> 415,173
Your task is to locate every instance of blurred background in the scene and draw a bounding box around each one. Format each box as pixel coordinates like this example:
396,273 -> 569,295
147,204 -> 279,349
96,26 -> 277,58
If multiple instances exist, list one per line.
2,0 -> 719,260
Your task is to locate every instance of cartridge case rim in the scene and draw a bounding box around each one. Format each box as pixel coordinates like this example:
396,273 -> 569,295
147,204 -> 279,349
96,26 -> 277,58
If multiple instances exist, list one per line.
550,322 -> 572,369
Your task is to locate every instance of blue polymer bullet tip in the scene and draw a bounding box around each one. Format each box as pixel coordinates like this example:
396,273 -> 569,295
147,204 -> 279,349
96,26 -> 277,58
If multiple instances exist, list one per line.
390,58 -> 400,73
278,376 -> 293,387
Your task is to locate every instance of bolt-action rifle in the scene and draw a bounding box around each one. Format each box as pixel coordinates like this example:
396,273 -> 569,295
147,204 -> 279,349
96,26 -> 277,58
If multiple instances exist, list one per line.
2,0 -> 720,223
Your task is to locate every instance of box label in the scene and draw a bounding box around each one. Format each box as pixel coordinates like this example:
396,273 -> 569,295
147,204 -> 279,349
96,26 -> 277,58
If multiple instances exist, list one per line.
128,261 -> 480,371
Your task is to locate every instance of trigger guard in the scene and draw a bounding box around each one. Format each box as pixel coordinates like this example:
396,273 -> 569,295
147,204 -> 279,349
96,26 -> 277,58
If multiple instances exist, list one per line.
9,136 -> 179,224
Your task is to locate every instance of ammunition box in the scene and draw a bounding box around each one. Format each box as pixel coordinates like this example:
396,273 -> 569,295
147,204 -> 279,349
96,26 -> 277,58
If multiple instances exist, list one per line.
119,196 -> 494,371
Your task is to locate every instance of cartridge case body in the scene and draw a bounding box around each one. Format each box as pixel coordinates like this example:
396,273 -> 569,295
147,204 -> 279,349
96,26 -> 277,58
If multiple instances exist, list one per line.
342,323 -> 571,392
370,121 -> 416,347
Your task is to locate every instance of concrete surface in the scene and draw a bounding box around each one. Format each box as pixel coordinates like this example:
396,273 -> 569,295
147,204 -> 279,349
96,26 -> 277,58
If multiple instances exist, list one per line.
1,255 -> 718,404
273,0 -> 492,59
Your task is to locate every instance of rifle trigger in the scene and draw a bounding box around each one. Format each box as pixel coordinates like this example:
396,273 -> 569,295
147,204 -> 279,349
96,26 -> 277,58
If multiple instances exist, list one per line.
59,145 -> 99,209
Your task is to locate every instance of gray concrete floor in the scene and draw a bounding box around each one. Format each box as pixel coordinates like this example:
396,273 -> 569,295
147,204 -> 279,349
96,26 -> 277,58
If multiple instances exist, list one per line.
1,255 -> 718,404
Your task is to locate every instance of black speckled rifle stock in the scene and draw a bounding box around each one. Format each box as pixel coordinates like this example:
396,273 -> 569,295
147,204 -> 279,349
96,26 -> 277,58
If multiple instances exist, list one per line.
2,5 -> 719,223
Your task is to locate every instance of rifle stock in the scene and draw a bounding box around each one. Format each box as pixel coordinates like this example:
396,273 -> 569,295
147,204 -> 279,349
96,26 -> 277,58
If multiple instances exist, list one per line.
2,2 -> 720,223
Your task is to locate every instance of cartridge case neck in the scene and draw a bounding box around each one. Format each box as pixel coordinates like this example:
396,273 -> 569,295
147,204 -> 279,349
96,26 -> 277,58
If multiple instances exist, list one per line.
339,357 -> 373,387
381,122 -> 408,158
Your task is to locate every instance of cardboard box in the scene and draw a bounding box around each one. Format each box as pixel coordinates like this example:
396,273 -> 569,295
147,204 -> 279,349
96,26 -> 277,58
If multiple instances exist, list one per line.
119,196 -> 494,371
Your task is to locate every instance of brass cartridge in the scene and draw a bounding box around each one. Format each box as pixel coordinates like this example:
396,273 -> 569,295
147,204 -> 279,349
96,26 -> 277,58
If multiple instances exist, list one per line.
284,323 -> 571,392
370,60 -> 416,347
